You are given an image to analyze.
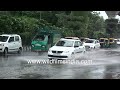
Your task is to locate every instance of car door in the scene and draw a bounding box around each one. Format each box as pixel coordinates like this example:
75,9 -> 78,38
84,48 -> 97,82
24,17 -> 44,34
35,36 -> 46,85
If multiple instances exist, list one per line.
95,40 -> 100,48
74,41 -> 83,53
8,36 -> 16,52
78,41 -> 85,52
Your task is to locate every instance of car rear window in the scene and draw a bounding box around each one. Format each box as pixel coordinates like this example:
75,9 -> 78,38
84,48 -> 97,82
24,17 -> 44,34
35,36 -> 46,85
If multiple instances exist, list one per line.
85,40 -> 94,43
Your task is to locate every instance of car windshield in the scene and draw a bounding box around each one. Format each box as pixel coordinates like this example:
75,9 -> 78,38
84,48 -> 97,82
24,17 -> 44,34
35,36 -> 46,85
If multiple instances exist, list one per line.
56,40 -> 74,47
0,36 -> 9,42
100,39 -> 104,42
33,35 -> 45,41
85,40 -> 94,43
109,39 -> 113,42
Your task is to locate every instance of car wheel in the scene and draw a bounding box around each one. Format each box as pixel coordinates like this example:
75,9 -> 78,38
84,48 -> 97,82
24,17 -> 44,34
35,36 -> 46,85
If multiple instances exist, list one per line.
83,50 -> 86,54
48,58 -> 52,61
71,52 -> 75,60
4,48 -> 8,55
18,48 -> 22,54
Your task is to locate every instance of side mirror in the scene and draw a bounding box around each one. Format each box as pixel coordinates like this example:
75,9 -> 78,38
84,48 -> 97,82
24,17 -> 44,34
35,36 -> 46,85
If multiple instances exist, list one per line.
8,40 -> 11,43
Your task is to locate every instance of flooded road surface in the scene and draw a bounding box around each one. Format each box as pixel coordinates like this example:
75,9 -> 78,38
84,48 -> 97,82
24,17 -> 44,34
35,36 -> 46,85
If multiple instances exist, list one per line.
1,48 -> 120,79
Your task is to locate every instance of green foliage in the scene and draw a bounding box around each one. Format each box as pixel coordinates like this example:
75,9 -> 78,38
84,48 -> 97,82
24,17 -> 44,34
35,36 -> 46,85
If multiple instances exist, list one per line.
105,18 -> 120,38
56,11 -> 106,38
0,11 -> 107,46
87,12 -> 106,38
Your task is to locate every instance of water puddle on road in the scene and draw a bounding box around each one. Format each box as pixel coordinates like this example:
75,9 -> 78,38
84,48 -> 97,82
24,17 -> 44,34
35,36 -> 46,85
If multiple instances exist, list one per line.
74,48 -> 120,66
1,49 -> 120,79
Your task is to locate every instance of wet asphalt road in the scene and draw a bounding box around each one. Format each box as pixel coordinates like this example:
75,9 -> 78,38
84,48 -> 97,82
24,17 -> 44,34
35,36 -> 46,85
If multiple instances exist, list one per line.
1,48 -> 120,79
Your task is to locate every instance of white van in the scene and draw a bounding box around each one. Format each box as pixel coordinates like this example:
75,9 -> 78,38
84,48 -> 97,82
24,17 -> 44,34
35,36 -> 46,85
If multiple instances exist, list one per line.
0,34 -> 23,54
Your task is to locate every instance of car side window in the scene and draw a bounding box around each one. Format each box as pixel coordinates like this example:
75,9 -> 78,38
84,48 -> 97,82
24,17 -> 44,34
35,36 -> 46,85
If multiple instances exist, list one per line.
74,41 -> 80,47
79,41 -> 83,46
8,37 -> 14,42
95,41 -> 97,44
97,41 -> 99,43
15,36 -> 19,41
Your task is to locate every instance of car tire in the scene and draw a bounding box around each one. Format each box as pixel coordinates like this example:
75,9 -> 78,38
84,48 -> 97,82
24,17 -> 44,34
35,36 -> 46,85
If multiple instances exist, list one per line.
83,50 -> 86,54
4,48 -> 8,55
48,58 -> 52,61
71,52 -> 75,60
18,48 -> 22,54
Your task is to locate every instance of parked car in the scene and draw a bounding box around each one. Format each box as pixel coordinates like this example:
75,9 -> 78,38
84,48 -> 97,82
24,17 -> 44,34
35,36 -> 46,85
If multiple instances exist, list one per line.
117,38 -> 120,45
48,37 -> 86,60
0,34 -> 23,54
83,39 -> 100,50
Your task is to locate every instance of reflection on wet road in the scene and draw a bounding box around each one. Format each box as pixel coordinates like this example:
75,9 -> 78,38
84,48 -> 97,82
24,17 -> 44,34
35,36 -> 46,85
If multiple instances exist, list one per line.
1,48 -> 120,79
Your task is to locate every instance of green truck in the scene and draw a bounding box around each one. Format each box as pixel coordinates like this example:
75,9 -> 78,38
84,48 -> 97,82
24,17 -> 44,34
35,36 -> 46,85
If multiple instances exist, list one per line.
31,28 -> 62,52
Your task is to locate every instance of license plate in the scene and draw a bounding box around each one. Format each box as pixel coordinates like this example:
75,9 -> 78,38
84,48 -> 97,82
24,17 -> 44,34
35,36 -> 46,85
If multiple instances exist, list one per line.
54,53 -> 61,56
53,58 -> 58,60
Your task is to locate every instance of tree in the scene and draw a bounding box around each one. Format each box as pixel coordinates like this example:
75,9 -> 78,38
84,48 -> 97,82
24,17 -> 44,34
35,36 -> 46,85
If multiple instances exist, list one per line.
87,12 -> 106,38
105,18 -> 118,38
0,11 -> 106,46
56,11 -> 105,38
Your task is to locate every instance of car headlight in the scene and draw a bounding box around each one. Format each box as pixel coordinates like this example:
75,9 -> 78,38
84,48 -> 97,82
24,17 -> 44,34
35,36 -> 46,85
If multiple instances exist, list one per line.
42,46 -> 45,48
32,45 -> 34,47
48,49 -> 52,52
0,44 -> 4,46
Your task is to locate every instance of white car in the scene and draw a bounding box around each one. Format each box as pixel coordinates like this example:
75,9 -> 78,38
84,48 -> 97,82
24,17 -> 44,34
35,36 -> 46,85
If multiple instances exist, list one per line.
84,39 -> 100,50
48,37 -> 86,60
117,39 -> 120,45
0,34 -> 23,54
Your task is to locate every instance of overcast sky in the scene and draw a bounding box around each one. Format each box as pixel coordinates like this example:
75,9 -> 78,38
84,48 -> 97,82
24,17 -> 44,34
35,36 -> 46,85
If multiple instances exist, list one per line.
96,11 -> 120,20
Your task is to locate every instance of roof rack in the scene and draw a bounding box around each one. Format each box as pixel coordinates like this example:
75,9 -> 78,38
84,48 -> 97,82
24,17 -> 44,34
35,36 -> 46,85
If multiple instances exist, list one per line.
64,37 -> 80,40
